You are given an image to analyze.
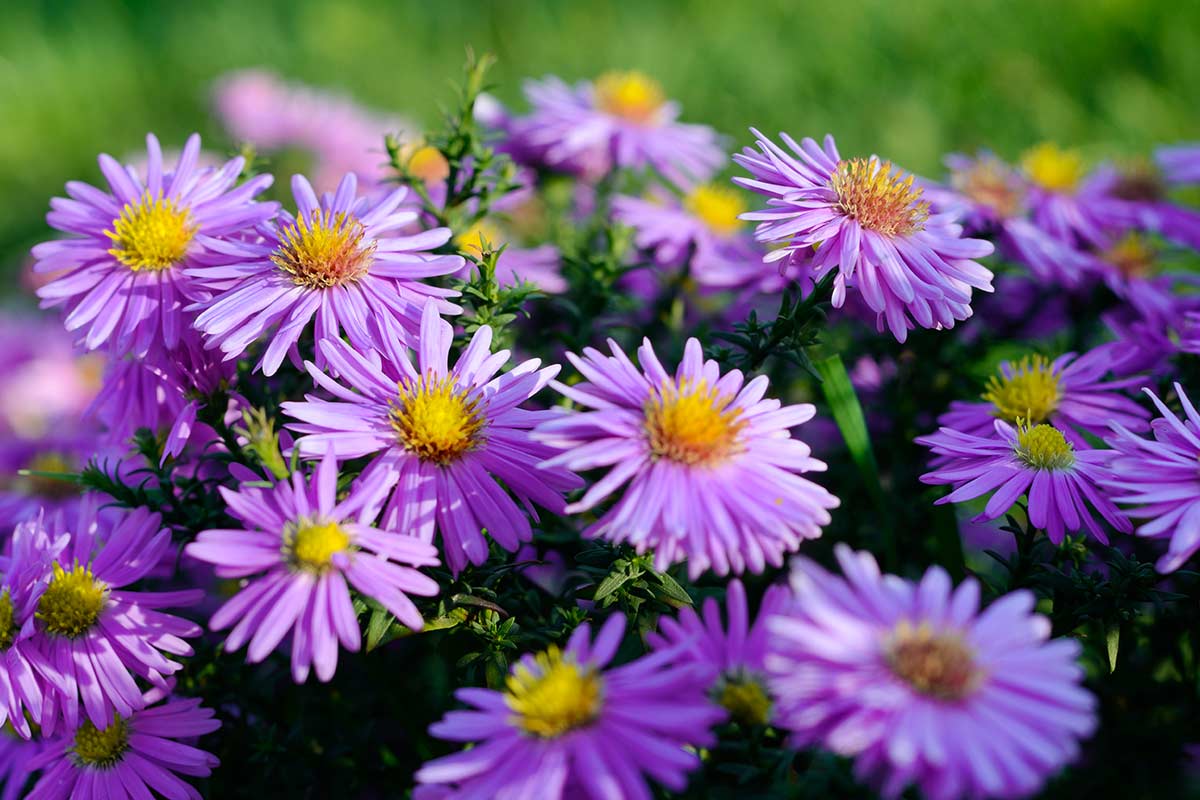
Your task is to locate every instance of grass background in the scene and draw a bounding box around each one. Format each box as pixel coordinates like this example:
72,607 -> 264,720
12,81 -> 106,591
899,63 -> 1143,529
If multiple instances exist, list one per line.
2,0 -> 1198,276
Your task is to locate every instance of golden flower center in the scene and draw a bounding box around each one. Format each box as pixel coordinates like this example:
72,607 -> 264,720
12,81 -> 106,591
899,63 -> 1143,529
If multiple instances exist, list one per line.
684,184 -> 746,237
1015,422 -> 1076,470
952,159 -> 1025,218
886,621 -> 982,701
105,192 -> 196,271
389,374 -> 487,465
982,355 -> 1062,425
831,158 -> 929,237
405,143 -> 451,186
645,379 -> 745,466
72,716 -> 130,768
0,589 -> 14,651
715,672 -> 772,727
455,219 -> 506,259
37,562 -> 107,638
506,646 -> 603,739
286,519 -> 351,572
594,71 -> 666,124
272,210 -> 376,289
1103,233 -> 1158,279
1022,143 -> 1085,193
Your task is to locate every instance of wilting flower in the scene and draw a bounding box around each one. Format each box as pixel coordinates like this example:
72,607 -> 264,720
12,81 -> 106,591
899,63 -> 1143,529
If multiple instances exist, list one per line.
455,218 -> 566,293
917,419 -> 1130,544
283,303 -> 579,574
768,544 -> 1097,800
191,172 -> 463,375
415,613 -> 722,799
648,578 -> 790,727
186,451 -> 440,682
735,131 -> 994,342
1101,384 -> 1200,572
27,696 -> 219,800
32,133 -> 275,357
535,337 -> 838,578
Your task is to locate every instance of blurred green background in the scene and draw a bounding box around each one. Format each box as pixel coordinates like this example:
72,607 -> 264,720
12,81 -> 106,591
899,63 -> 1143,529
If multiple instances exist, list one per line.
2,0 -> 1198,278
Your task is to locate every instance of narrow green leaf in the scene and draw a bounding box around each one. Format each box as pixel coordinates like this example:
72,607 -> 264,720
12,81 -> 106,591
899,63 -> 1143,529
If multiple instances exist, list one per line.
594,571 -> 631,602
1106,624 -> 1120,673
365,608 -> 395,652
652,571 -> 694,607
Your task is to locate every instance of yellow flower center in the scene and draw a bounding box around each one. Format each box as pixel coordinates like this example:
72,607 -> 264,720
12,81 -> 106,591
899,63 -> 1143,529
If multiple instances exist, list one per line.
594,71 -> 666,124
683,184 -> 746,237
645,379 -> 745,466
405,143 -> 450,186
714,672 -> 772,727
285,519 -> 351,572
105,192 -> 196,271
1102,233 -> 1158,279
1015,422 -> 1076,470
0,589 -> 14,651
1022,143 -> 1085,193
72,716 -> 130,768
506,646 -> 603,738
37,562 -> 107,638
831,158 -> 929,236
886,621 -> 982,701
982,355 -> 1061,425
389,374 -> 486,465
951,158 -> 1025,218
454,219 -> 506,259
272,210 -> 376,289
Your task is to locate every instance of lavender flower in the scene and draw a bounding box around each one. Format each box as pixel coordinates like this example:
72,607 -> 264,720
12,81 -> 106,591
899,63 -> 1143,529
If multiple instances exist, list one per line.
1021,142 -> 1127,249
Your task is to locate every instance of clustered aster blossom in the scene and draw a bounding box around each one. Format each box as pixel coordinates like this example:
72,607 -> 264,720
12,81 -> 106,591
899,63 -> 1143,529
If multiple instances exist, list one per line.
768,545 -> 1097,800
535,337 -> 838,578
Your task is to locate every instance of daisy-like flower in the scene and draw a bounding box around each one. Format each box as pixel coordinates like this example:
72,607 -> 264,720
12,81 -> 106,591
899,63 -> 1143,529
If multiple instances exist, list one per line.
768,544 -> 1097,800
734,131 -> 994,342
534,337 -> 838,578
1092,232 -> 1200,324
190,172 -> 464,375
1020,142 -> 1128,250
283,303 -> 579,574
32,133 -> 275,357
26,696 -> 219,800
917,419 -> 1130,544
1101,384 -> 1200,573
414,613 -> 723,799
508,73 -> 725,184
647,578 -> 790,727
937,345 -> 1149,446
455,218 -> 566,293
1082,156 -> 1200,253
184,451 -> 440,682
0,730 -> 44,800
1157,143 -> 1200,185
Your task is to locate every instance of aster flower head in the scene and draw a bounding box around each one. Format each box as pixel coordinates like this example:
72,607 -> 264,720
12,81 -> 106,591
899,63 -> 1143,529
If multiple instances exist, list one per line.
26,696 -> 219,800
415,613 -> 723,799
1157,143 -> 1200,186
191,172 -> 464,375
1020,142 -> 1132,250
647,578 -> 790,727
32,133 -> 276,357
534,337 -> 838,579
768,545 -> 1097,800
0,731 -> 43,800
917,418 -> 1130,544
734,131 -> 994,342
283,302 -> 580,574
186,450 -> 439,682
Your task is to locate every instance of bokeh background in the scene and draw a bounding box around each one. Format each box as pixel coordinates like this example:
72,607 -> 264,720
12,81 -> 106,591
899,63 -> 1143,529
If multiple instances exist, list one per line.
2,0 -> 1198,282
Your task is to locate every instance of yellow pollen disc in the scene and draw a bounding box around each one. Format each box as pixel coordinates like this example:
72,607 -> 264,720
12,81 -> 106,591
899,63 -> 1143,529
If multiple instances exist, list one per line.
886,621 -> 982,701
1015,422 -> 1076,470
0,589 -> 14,651
1103,233 -> 1158,279
1021,143 -> 1085,193
37,562 -> 107,638
286,519 -> 351,572
454,219 -> 506,259
982,355 -> 1062,425
645,379 -> 745,466
271,210 -> 376,289
405,144 -> 451,186
715,672 -> 772,727
506,646 -> 603,738
683,184 -> 746,237
105,192 -> 196,271
72,716 -> 130,768
952,159 -> 1025,218
390,374 -> 486,465
594,71 -> 666,124
831,158 -> 929,236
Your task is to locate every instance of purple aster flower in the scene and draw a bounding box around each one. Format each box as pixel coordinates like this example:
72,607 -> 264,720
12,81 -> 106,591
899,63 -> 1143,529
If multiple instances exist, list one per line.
1100,384 -> 1200,573
185,450 -> 440,682
917,419 -> 1130,544
455,219 -> 566,293
507,73 -> 725,184
534,337 -> 838,578
414,613 -> 723,799
1092,232 -> 1200,324
1158,143 -> 1200,185
937,344 -> 1149,446
0,731 -> 44,800
1079,155 -> 1200,253
26,696 -> 219,800
283,303 -> 579,574
1020,143 -> 1129,249
735,131 -> 994,342
767,544 -> 1097,800
647,578 -> 790,727
190,172 -> 464,375
32,133 -> 276,358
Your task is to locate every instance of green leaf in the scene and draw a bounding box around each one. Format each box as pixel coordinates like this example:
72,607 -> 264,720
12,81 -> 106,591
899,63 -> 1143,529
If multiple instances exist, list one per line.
593,570 -> 631,602
651,570 -> 694,608
1106,624 -> 1120,673
365,607 -> 395,652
